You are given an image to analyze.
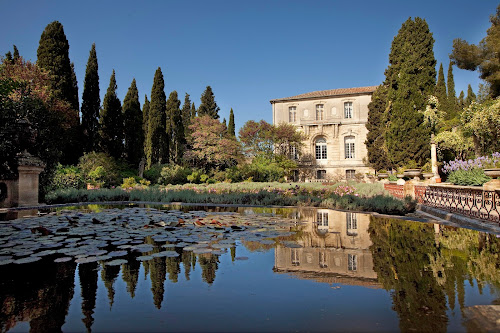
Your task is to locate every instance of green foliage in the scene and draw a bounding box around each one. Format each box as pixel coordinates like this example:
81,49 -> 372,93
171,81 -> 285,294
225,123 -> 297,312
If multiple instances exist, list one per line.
385,17 -> 435,167
435,63 -> 447,106
36,20 -> 81,164
99,70 -> 123,159
187,170 -> 202,184
121,177 -> 138,189
159,164 -> 191,185
181,93 -> 192,138
122,78 -> 143,167
461,98 -> 500,155
142,95 -> 150,156
446,169 -> 491,186
81,43 -> 100,153
77,152 -> 132,187
388,174 -> 398,181
143,163 -> 164,184
445,62 -> 458,120
49,164 -> 85,191
365,85 -> 391,171
146,68 -> 168,168
450,5 -> 500,97
166,91 -> 185,164
227,108 -> 235,137
241,156 -> 285,182
198,86 -> 220,119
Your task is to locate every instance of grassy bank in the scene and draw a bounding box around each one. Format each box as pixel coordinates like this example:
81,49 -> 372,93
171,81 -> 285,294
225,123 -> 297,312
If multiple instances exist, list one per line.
45,182 -> 416,216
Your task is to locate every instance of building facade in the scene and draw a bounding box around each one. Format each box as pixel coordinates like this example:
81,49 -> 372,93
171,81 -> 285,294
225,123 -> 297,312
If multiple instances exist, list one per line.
270,86 -> 377,181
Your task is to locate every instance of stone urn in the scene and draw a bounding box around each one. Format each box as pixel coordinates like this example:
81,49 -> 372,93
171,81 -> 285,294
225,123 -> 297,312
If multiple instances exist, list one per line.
422,172 -> 435,180
396,174 -> 404,179
403,169 -> 422,181
377,173 -> 388,179
484,168 -> 500,190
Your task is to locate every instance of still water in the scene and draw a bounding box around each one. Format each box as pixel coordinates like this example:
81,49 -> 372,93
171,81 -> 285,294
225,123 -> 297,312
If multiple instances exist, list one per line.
0,205 -> 499,332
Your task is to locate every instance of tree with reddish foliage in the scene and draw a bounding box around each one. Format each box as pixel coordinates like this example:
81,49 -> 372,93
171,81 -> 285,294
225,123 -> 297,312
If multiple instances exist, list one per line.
185,115 -> 240,171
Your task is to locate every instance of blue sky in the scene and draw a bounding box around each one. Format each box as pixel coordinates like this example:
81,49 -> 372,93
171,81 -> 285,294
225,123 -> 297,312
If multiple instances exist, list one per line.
0,0 -> 497,132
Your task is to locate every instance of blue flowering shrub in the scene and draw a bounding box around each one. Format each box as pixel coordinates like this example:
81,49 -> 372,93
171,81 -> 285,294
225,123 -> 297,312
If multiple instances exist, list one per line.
443,153 -> 500,186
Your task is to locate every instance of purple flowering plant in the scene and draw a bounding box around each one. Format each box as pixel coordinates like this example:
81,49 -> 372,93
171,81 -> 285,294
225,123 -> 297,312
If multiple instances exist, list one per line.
443,152 -> 500,174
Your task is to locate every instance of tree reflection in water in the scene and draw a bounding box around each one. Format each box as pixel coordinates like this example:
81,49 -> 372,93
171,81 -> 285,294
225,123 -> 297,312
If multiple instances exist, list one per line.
79,262 -> 98,333
0,261 -> 76,333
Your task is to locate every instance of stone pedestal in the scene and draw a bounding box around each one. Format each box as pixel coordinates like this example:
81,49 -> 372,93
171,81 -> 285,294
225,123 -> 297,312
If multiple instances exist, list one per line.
17,165 -> 44,206
483,179 -> 500,191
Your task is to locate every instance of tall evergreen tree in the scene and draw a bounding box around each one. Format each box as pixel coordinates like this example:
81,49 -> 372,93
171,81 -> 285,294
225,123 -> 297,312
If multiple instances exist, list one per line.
81,43 -> 100,153
435,63 -> 447,105
12,45 -> 19,61
146,67 -> 168,168
166,91 -> 185,164
198,86 -> 220,119
458,90 -> 465,109
385,17 -> 435,167
190,102 -> 196,119
228,108 -> 236,137
123,79 -> 143,167
37,21 -> 81,163
446,62 -> 458,120
181,93 -> 192,137
365,85 -> 392,171
99,70 -> 123,159
465,84 -> 476,106
142,95 -> 150,157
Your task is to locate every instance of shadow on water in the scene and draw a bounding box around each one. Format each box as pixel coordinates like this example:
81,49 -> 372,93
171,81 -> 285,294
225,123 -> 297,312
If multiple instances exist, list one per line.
0,205 -> 499,332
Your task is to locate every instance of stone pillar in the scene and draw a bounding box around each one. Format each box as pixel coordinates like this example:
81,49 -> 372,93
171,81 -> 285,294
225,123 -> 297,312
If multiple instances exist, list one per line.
431,135 -> 439,182
17,165 -> 44,206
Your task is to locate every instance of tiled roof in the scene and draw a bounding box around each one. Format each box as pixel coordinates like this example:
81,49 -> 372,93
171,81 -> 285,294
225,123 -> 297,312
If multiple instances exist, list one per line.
270,85 -> 378,103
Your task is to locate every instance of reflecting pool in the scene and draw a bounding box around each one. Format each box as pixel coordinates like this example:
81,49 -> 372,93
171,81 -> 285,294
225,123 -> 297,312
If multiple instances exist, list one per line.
0,205 -> 499,332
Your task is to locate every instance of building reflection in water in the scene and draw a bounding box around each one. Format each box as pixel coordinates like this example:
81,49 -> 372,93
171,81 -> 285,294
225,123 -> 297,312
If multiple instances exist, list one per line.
274,209 -> 381,288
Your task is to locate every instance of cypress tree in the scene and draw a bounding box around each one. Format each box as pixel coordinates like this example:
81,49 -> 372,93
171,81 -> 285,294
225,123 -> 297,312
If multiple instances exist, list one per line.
12,45 -> 19,61
446,62 -> 458,120
222,118 -> 227,127
385,17 -> 435,167
99,70 -> 123,159
81,43 -> 100,152
198,86 -> 220,119
166,91 -> 185,164
37,21 -> 81,163
458,90 -> 465,109
435,63 -> 447,105
190,102 -> 197,119
146,67 -> 168,168
228,108 -> 236,137
142,95 -> 150,156
365,85 -> 392,171
123,79 -> 143,167
465,84 -> 476,106
181,93 -> 192,137
37,21 -> 79,111
4,51 -> 12,62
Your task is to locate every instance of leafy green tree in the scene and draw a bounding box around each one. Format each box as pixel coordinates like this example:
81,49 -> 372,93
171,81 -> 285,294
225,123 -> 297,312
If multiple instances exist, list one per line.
123,79 -> 143,167
99,70 -> 123,159
166,90 -> 185,164
81,43 -> 100,153
458,90 -> 465,109
365,85 -> 392,171
181,93 -> 192,137
239,120 -> 275,157
142,95 -> 150,156
12,45 -> 19,61
461,98 -> 500,155
450,5 -> 500,97
146,67 -> 168,168
185,115 -> 240,171
198,86 -> 219,119
37,21 -> 81,163
228,108 -> 236,137
385,17 -> 435,167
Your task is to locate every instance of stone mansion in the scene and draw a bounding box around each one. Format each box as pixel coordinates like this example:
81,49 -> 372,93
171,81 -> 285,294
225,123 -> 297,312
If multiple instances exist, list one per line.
270,86 -> 377,181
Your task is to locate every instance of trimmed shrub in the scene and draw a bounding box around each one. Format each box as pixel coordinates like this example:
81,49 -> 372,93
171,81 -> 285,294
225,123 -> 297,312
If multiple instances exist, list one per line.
159,164 -> 191,185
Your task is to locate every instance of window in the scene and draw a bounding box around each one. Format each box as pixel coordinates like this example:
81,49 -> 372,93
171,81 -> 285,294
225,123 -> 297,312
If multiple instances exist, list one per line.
316,104 -> 324,120
319,252 -> 328,268
346,213 -> 358,236
289,106 -> 296,123
344,102 -> 353,118
316,211 -> 329,227
348,254 -> 357,271
316,170 -> 326,179
290,145 -> 298,160
346,169 -> 356,179
315,138 -> 327,160
345,136 -> 355,159
291,249 -> 300,266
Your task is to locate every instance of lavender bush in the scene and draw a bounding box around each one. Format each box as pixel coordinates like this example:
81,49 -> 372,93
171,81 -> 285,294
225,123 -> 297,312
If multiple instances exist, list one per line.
442,153 -> 499,186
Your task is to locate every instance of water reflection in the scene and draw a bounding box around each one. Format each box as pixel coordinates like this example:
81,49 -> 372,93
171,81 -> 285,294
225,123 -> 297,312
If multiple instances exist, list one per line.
0,206 -> 499,332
